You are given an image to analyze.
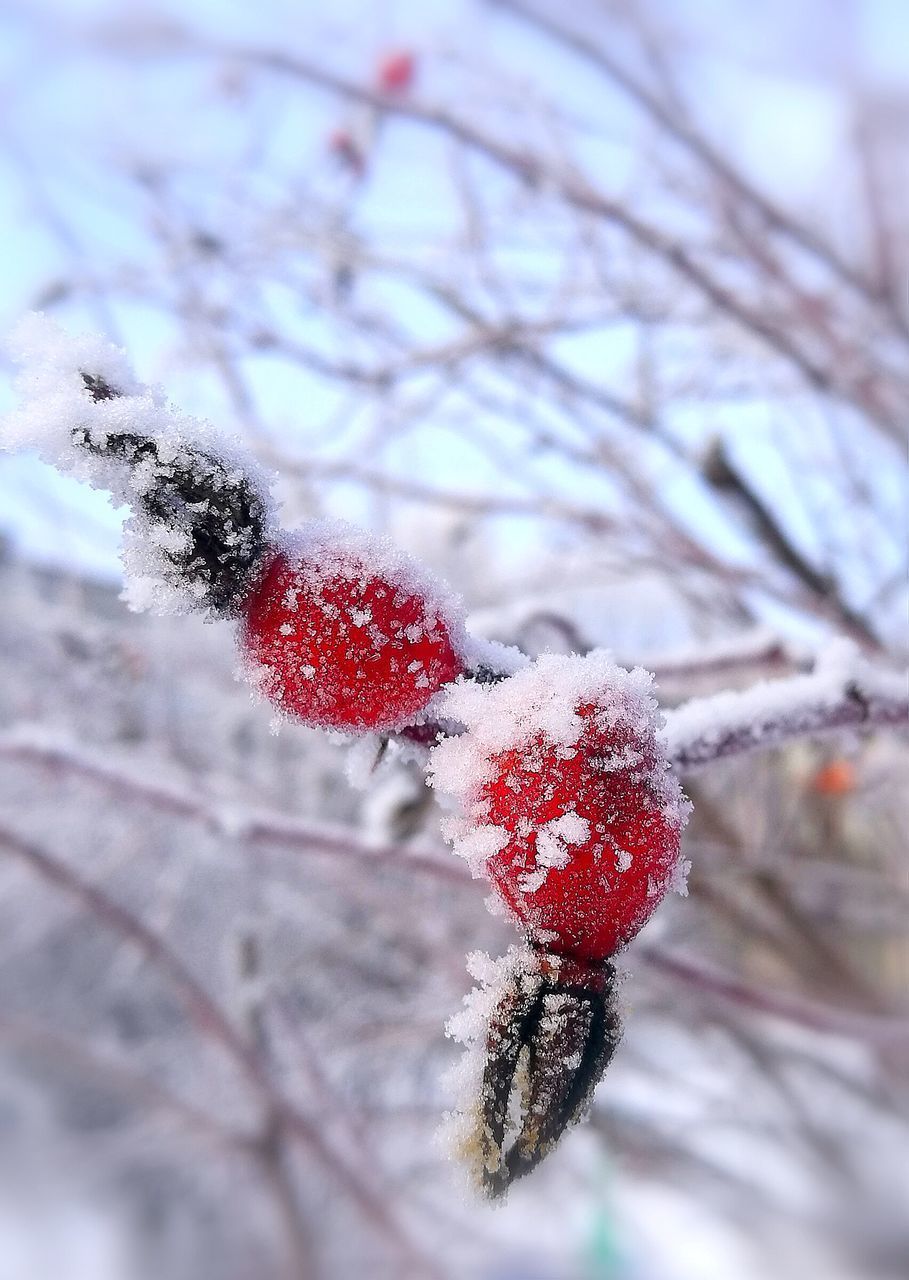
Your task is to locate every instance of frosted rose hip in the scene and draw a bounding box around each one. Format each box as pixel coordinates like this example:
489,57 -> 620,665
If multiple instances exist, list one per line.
431,653 -> 690,1195
239,527 -> 464,732
430,652 -> 690,961
479,706 -> 682,961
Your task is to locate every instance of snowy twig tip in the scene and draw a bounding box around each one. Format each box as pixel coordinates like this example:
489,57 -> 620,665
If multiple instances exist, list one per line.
4,313 -> 275,618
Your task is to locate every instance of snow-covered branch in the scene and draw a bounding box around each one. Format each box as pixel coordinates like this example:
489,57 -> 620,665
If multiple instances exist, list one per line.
663,642 -> 908,772
399,639 -> 907,773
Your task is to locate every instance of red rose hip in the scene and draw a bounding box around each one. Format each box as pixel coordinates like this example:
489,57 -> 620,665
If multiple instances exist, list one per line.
239,522 -> 464,732
430,652 -> 689,961
376,49 -> 417,94
479,712 -> 682,960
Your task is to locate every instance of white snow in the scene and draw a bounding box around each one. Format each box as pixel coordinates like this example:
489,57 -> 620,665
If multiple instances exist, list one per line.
663,639 -> 908,770
515,812 -> 593,891
439,945 -> 536,1184
615,848 -> 633,873
430,651 -> 658,789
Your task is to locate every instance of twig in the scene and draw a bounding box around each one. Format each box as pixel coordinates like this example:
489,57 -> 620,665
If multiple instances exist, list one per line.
197,39 -> 904,439
487,0 -> 906,334
638,946 -> 909,1046
702,437 -> 880,649
0,730 -> 466,885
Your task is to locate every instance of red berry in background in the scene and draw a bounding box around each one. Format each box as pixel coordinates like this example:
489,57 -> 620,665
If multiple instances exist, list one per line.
431,653 -> 689,962
376,49 -> 417,95
239,523 -> 464,732
811,757 -> 856,795
327,126 -> 365,175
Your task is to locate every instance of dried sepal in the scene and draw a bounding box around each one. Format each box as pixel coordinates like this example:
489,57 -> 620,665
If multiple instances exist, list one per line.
75,372 -> 269,616
450,947 -> 622,1199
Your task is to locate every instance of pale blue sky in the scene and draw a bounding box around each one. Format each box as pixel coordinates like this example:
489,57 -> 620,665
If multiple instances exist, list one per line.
0,0 -> 905,630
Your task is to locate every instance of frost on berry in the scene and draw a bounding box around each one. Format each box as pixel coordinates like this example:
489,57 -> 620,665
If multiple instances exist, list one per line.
442,945 -> 622,1198
3,313 -> 273,617
429,651 -> 691,961
239,520 -> 467,733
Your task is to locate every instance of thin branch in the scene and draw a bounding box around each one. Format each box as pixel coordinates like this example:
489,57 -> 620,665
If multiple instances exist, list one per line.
487,0 -> 907,334
196,39 -> 905,439
638,946 -> 909,1046
702,437 -> 881,649
0,730 -> 466,885
514,615 -> 798,679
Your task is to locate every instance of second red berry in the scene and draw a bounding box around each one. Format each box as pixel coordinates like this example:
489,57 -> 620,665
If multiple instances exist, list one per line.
431,653 -> 690,962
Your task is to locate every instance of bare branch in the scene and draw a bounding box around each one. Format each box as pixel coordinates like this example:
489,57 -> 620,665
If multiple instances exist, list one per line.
0,730 -> 466,885
202,39 -> 906,440
488,0 -> 908,335
638,946 -> 909,1046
